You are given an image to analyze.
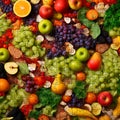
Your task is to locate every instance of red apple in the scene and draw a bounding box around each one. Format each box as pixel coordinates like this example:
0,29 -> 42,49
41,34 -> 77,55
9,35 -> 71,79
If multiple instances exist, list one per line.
87,52 -> 102,71
68,0 -> 82,10
97,91 -> 113,106
103,0 -> 117,5
117,47 -> 120,56
39,5 -> 53,19
54,0 -> 69,13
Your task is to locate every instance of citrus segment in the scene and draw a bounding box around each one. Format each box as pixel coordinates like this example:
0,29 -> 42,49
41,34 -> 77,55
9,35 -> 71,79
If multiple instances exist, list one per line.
13,0 -> 32,17
91,102 -> 102,116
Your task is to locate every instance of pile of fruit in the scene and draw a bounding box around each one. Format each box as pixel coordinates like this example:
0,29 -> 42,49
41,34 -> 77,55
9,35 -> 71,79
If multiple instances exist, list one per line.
0,0 -> 120,119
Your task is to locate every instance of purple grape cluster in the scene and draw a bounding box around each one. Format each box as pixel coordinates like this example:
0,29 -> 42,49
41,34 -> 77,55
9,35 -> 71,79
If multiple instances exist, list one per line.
54,23 -> 96,49
67,93 -> 85,108
21,74 -> 37,93
0,1 -> 13,13
46,22 -> 96,58
23,3 -> 40,25
46,23 -> 112,59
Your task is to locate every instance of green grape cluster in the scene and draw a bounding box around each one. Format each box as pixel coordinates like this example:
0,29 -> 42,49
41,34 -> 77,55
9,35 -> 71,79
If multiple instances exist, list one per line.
109,27 -> 120,38
85,48 -> 120,96
45,56 -> 76,79
0,14 -> 11,36
12,26 -> 45,58
0,85 -> 28,117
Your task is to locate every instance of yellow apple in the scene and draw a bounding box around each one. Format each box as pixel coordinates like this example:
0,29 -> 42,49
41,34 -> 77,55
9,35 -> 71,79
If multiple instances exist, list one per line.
68,0 -> 82,10
42,0 -> 54,6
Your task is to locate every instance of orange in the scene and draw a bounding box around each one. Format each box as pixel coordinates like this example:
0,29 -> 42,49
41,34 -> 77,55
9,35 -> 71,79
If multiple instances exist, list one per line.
91,0 -> 103,4
13,0 -> 32,17
28,93 -> 39,105
38,114 -> 50,120
99,114 -> 111,120
85,92 -> 97,104
62,95 -> 72,103
86,9 -> 99,21
76,72 -> 86,81
0,78 -> 10,92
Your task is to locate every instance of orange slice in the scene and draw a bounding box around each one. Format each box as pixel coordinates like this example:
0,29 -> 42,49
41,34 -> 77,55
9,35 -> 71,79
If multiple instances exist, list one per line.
13,0 -> 31,18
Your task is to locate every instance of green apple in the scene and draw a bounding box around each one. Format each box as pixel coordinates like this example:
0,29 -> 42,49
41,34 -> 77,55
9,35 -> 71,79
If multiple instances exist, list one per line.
0,48 -> 10,62
75,47 -> 90,62
69,60 -> 83,72
68,0 -> 82,10
38,19 -> 53,34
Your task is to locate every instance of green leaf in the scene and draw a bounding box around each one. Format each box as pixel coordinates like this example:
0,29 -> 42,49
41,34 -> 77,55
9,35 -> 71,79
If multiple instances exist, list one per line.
36,88 -> 61,108
90,23 -> 101,39
77,7 -> 94,28
73,81 -> 86,99
18,62 -> 29,75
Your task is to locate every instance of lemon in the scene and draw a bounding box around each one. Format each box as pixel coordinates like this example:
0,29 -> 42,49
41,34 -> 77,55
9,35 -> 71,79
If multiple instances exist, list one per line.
91,102 -> 102,116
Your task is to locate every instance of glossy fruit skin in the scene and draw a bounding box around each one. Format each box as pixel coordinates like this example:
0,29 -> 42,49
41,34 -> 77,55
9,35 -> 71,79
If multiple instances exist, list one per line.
76,72 -> 86,81
39,5 -> 53,19
97,91 -> 113,106
20,104 -> 33,116
62,95 -> 72,102
68,0 -> 82,10
42,0 -> 54,6
75,47 -> 90,62
103,0 -> 117,5
28,94 -> 39,105
85,92 -> 97,104
0,78 -> 10,92
38,114 -> 50,120
54,0 -> 69,13
91,0 -> 103,3
38,19 -> 53,34
0,48 -> 10,62
34,76 -> 46,87
69,60 -> 83,72
86,9 -> 99,21
87,52 -> 102,71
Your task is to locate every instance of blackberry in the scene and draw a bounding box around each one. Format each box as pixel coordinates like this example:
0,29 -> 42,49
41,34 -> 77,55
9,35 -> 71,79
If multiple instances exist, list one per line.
0,63 -> 7,79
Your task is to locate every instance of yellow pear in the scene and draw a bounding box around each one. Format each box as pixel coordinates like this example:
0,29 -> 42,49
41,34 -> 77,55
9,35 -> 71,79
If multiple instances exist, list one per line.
51,74 -> 66,95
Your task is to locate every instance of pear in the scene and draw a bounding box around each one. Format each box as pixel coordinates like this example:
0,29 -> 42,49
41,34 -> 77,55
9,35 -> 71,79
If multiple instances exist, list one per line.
51,74 -> 66,95
87,52 -> 102,71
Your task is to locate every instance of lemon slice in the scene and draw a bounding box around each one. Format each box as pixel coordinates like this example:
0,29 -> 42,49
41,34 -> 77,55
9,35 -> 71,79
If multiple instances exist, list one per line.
111,44 -> 120,50
30,0 -> 40,4
91,102 -> 102,116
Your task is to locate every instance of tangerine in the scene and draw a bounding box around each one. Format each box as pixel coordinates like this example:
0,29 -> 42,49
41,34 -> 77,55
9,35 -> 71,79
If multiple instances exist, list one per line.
13,0 -> 32,18
0,78 -> 10,92
76,72 -> 86,81
99,114 -> 111,120
86,9 -> 99,21
28,93 -> 39,105
38,114 -> 50,120
85,92 -> 97,104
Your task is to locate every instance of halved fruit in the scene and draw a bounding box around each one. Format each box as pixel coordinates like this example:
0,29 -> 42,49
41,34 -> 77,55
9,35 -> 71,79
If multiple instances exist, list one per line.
4,62 -> 18,75
91,102 -> 102,116
111,44 -> 120,50
13,0 -> 32,17
30,0 -> 40,4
